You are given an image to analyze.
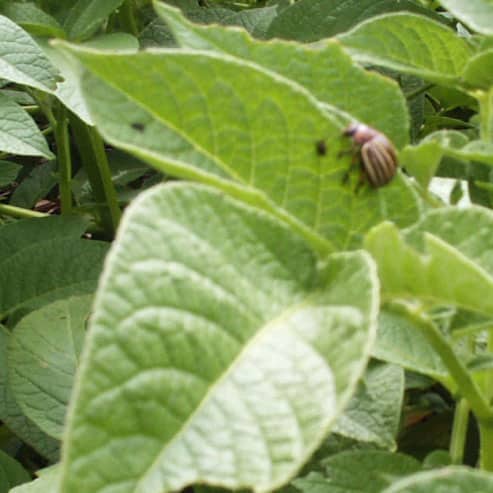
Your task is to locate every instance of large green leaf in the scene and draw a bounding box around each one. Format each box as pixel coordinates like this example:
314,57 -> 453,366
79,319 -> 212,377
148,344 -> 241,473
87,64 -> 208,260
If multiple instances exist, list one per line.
156,3 -> 410,148
365,207 -> 493,317
265,0 -> 443,42
333,362 -> 404,449
383,466 -> 493,492
0,93 -> 53,158
60,183 -> 379,493
0,14 -> 59,91
8,295 -> 92,439
293,451 -> 421,493
437,0 -> 493,36
338,13 -> 475,86
63,0 -> 125,40
60,42 -> 420,251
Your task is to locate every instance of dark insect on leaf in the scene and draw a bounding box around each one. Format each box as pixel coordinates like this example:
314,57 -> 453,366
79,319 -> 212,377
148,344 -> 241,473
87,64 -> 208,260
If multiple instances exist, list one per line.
131,122 -> 145,132
315,139 -> 327,156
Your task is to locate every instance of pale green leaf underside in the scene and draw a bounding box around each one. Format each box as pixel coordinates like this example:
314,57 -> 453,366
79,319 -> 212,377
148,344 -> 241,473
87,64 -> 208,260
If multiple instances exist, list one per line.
156,2 -> 410,147
8,295 -> 92,439
338,13 -> 474,86
437,0 -> 493,36
383,466 -> 493,492
60,183 -> 378,493
61,43 -> 420,251
0,93 -> 53,158
0,14 -> 58,91
365,207 -> 493,317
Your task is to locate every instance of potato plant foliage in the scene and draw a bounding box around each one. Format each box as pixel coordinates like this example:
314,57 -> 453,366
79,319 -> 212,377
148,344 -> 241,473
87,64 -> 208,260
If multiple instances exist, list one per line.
2,1 -> 493,492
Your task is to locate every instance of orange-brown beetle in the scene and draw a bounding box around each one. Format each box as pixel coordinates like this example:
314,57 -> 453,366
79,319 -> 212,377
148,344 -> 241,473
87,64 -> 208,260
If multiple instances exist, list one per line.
343,123 -> 398,188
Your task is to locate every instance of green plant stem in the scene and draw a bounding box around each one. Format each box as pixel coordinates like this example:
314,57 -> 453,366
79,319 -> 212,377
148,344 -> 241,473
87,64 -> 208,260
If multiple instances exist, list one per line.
479,423 -> 493,471
476,329 -> 493,472
450,398 -> 469,465
389,302 -> 492,421
0,203 -> 48,219
69,113 -> 121,238
53,105 -> 73,214
476,87 -> 493,469
477,89 -> 493,143
119,0 -> 139,36
485,328 -> 493,407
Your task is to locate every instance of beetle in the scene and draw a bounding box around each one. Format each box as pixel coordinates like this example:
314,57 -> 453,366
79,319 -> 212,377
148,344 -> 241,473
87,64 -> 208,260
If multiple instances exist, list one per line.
343,123 -> 398,188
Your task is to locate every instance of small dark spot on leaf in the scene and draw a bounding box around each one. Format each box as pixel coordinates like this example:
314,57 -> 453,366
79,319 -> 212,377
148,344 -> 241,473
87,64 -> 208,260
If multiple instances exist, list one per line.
131,122 -> 145,132
315,140 -> 327,156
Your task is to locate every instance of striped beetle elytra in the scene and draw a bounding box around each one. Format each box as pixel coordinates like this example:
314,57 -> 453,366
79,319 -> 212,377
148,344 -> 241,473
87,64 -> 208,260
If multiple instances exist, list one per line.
343,123 -> 398,188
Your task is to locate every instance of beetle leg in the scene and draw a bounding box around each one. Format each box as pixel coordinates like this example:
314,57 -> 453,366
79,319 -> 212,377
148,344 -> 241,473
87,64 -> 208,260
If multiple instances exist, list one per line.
340,150 -> 360,185
354,169 -> 367,194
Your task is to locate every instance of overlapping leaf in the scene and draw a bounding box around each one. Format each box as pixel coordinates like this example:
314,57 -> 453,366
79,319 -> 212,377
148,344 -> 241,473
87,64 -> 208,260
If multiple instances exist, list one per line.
0,93 -> 53,158
294,451 -> 421,493
0,327 -> 60,461
0,449 -> 30,492
462,49 -> 493,90
0,216 -> 107,317
400,130 -> 493,187
438,0 -> 493,36
0,15 -> 59,91
1,2 -> 65,38
63,0 -> 125,40
365,206 -> 493,317
264,0 -> 443,42
333,362 -> 404,449
383,466 -> 493,492
8,295 -> 92,439
338,13 -> 475,87
60,183 -> 379,493
374,308 -> 448,381
10,466 -> 60,493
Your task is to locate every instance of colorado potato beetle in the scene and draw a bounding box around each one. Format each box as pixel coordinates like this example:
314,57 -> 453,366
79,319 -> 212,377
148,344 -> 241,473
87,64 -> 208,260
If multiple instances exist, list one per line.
343,123 -> 398,188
